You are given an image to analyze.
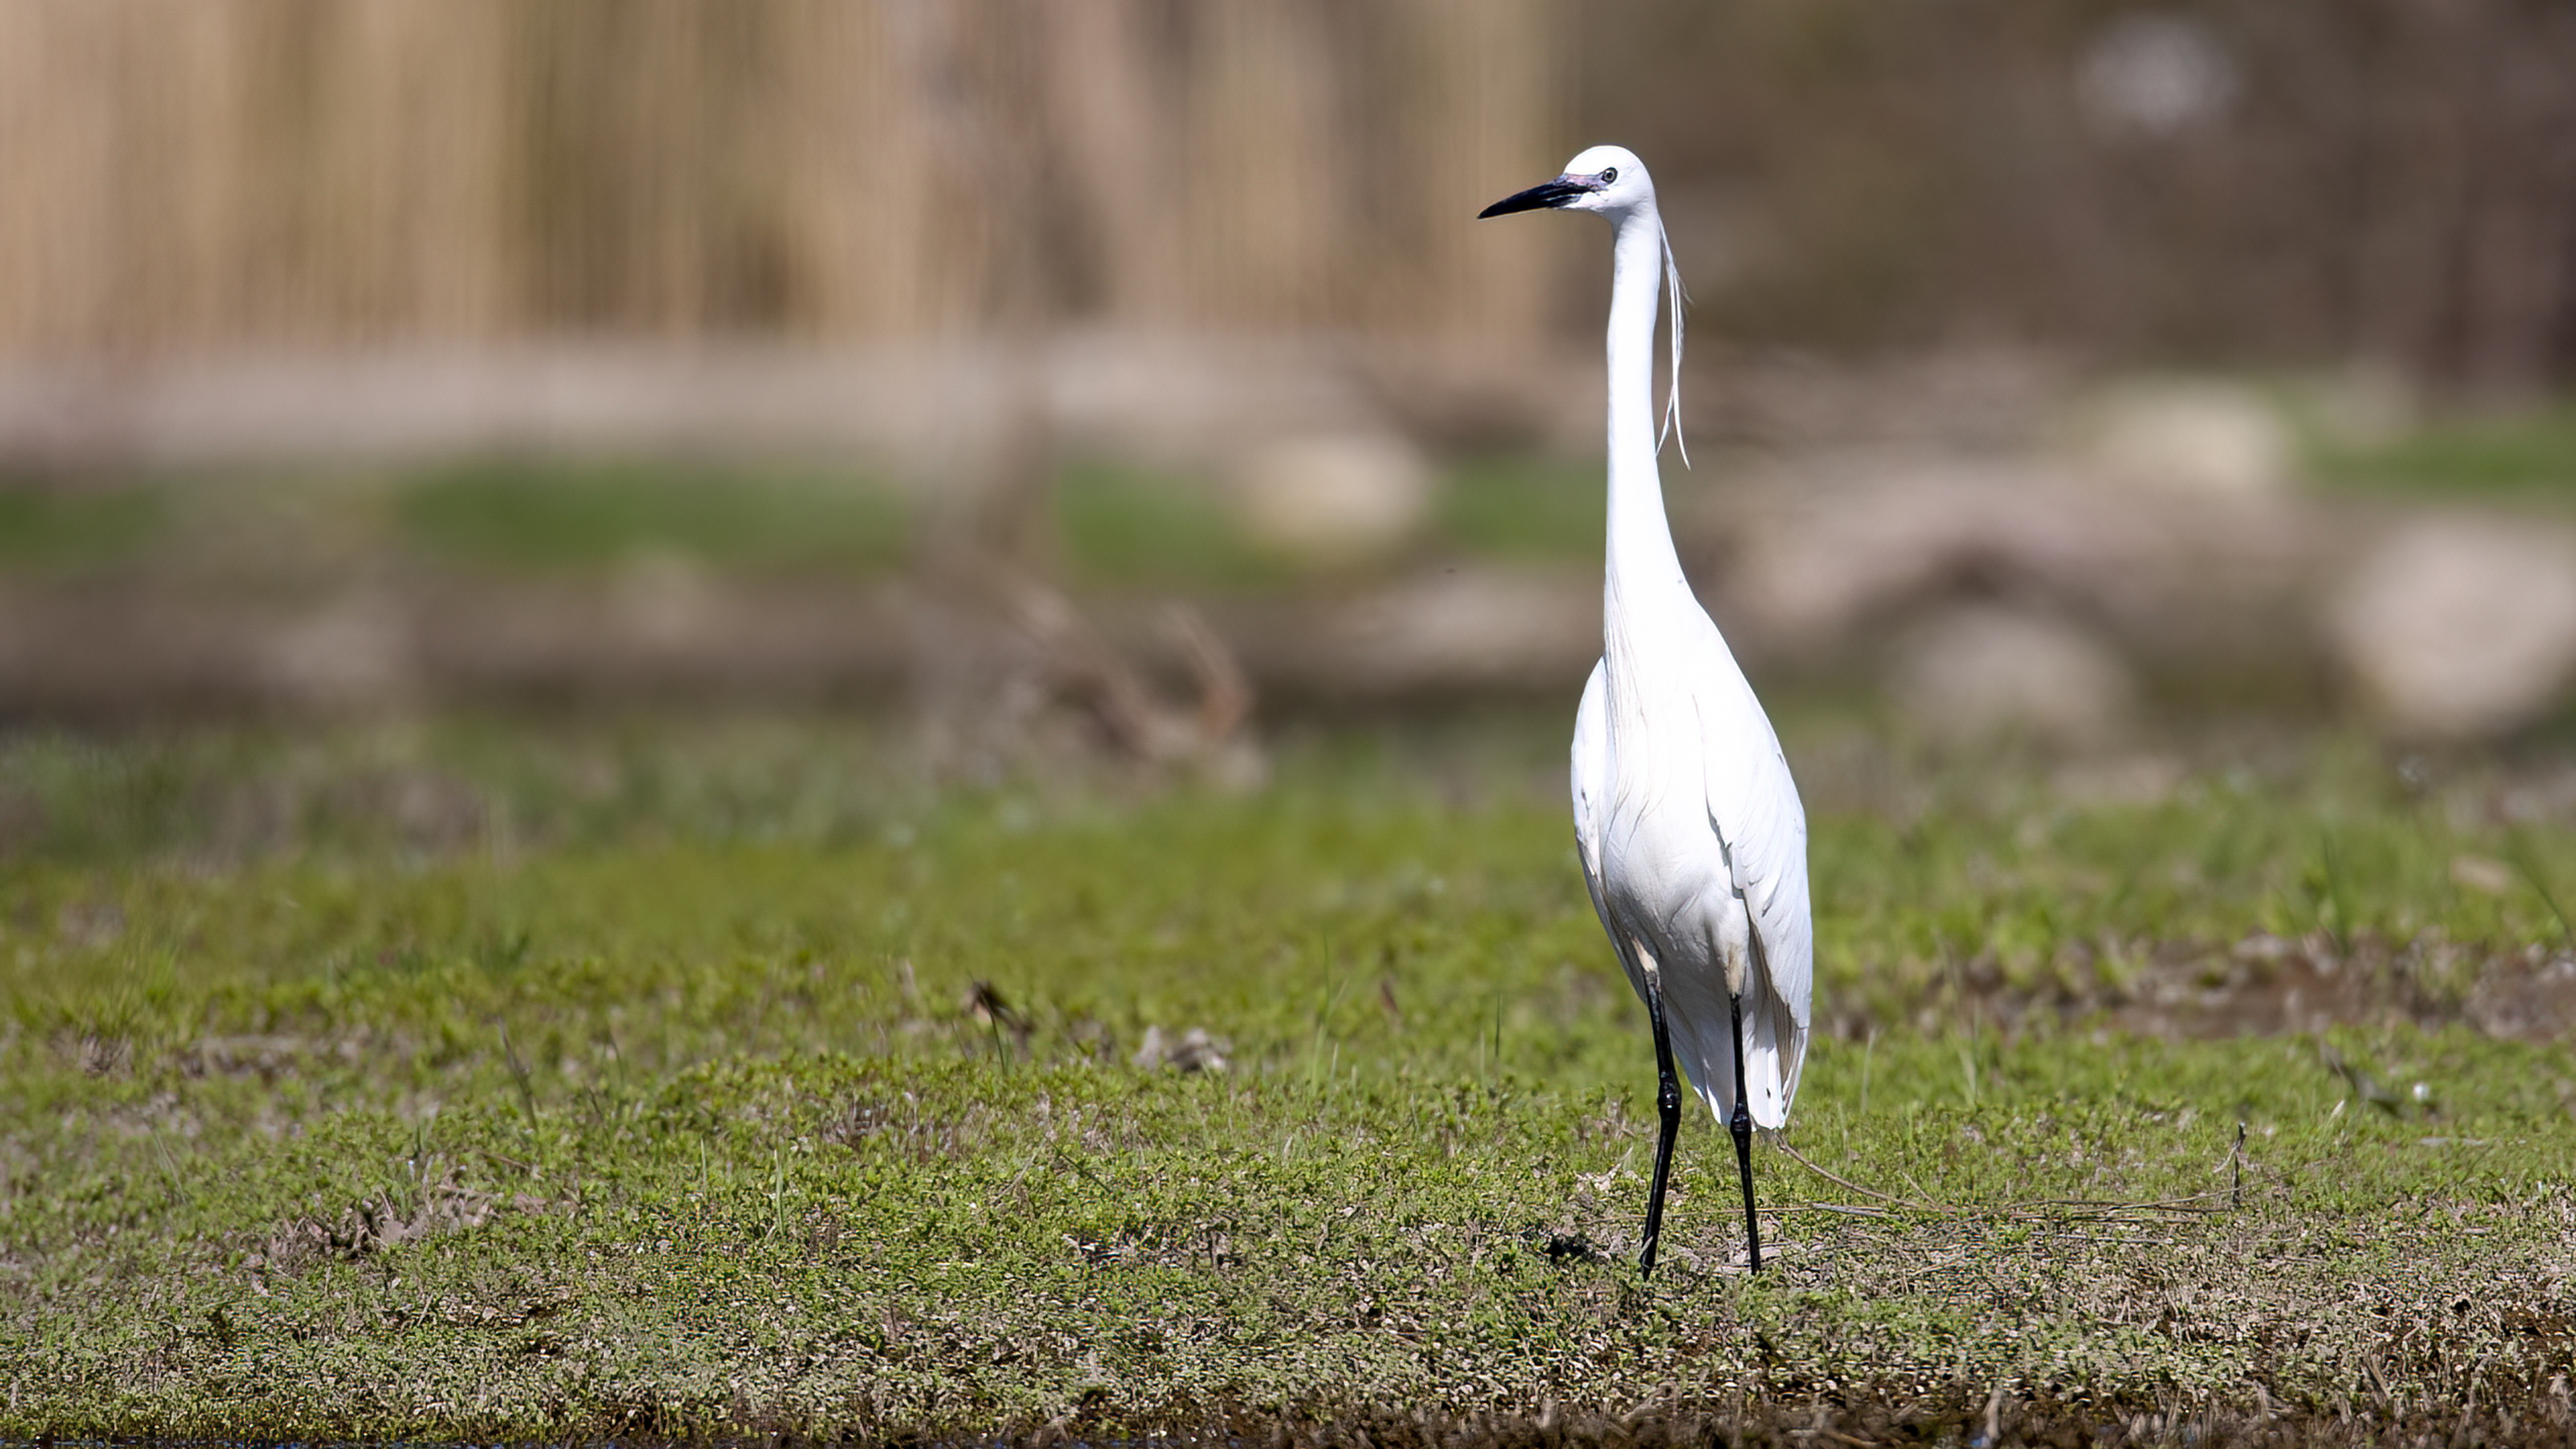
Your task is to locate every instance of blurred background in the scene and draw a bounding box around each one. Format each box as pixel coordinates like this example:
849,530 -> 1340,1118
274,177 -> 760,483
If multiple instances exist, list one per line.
3,0 -> 2576,763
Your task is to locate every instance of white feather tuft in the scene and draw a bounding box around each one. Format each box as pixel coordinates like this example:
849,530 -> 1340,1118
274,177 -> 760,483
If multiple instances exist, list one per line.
1655,216 -> 1690,468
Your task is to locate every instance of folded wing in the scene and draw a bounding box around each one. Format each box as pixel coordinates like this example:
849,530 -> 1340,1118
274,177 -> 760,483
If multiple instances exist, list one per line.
1697,686 -> 1812,1128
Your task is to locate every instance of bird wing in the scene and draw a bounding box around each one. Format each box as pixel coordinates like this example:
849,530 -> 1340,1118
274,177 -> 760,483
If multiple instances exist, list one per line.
1697,677 -> 1813,1126
1570,659 -> 1643,998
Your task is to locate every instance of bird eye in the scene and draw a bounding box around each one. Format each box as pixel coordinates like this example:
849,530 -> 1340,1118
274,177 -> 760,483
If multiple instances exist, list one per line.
1599,166 -> 1619,184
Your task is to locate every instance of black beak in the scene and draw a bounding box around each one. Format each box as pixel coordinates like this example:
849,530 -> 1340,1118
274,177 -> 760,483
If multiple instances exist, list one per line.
1478,176 -> 1593,219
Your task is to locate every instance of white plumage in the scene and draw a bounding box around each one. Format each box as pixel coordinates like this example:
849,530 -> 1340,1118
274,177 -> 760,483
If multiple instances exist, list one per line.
1572,654 -> 1810,1128
1485,144 -> 1811,1275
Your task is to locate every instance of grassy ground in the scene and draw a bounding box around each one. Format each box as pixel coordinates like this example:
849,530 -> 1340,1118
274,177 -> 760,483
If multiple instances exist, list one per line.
5,711 -> 2576,1443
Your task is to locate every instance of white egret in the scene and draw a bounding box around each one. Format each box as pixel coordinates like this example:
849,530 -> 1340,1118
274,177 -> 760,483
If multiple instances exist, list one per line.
1481,147 -> 1811,1277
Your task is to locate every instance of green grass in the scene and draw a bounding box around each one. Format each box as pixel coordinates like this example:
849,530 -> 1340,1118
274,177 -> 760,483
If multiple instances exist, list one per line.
4,714 -> 2576,1440
396,459 -> 916,576
2311,401 -> 2576,497
1437,455 -> 1603,561
1056,455 -> 1617,588
0,452 -> 1620,592
0,482 -> 168,571
1053,462 -> 1300,592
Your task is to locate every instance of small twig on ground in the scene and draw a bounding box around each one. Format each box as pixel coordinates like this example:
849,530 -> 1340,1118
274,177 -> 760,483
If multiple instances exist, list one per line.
1774,1142 -> 1943,1210
2021,1192 -> 2229,1214
2047,1232 -> 2179,1247
1776,1141 -> 2229,1224
478,1147 -> 536,1177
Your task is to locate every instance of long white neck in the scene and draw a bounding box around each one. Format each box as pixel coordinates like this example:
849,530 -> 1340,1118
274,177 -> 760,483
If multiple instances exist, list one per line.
1603,205 -> 1691,637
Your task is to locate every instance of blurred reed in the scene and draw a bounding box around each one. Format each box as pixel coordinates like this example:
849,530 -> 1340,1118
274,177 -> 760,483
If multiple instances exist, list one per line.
3,1 -> 2572,396
0,0 -> 1562,357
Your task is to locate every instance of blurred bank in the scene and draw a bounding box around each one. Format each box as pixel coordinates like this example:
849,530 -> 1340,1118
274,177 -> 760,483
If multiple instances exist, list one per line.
2,1 -> 2575,747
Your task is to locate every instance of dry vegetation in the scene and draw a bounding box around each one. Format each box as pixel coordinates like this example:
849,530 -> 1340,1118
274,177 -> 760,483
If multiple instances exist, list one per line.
0,1 -> 1558,355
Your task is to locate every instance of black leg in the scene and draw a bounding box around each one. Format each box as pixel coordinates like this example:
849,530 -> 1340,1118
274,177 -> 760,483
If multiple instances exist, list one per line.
1638,969 -> 1684,1279
1729,990 -> 1763,1273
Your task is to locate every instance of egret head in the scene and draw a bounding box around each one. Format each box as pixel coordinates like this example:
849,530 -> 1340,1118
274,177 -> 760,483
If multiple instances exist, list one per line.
1477,144 -> 1690,463
1477,145 -> 1652,220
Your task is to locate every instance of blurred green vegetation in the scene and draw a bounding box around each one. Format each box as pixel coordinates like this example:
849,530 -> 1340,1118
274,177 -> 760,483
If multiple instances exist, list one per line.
2311,402 -> 2576,497
3,714 -> 2575,1436
0,456 -> 1636,588
1436,455 -> 1603,561
0,484 -> 168,572
397,459 -> 914,575
10,714 -> 2576,986
1051,461 -> 1299,592
23,400 -> 2576,590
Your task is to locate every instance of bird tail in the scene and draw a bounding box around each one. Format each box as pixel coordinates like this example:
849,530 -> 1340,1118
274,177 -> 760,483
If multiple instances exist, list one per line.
1674,964 -> 1806,1130
1741,978 -> 1806,1129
